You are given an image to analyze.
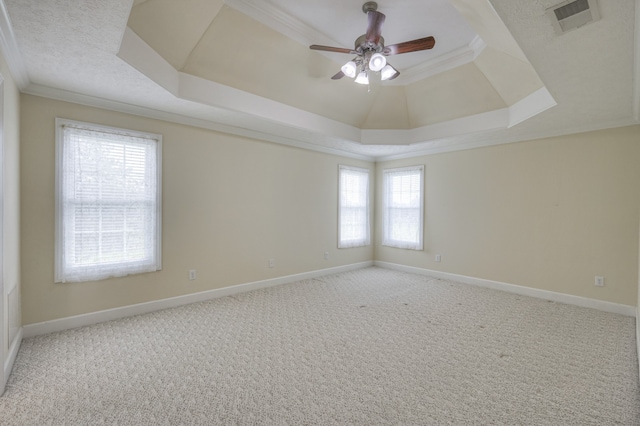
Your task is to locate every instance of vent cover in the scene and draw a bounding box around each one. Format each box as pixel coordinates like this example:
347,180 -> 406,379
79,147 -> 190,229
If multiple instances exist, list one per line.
546,0 -> 600,35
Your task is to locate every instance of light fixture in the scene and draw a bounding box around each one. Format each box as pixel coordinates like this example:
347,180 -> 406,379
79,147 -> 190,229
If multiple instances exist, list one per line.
354,70 -> 369,85
335,48 -> 398,86
341,61 -> 358,78
368,53 -> 387,72
380,64 -> 400,81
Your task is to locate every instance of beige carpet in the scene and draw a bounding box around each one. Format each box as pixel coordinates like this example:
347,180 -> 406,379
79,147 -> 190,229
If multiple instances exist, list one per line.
1,267 -> 639,425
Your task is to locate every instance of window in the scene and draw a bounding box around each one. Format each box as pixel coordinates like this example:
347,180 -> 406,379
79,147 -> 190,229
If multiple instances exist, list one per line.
338,165 -> 370,248
382,165 -> 424,250
55,119 -> 162,283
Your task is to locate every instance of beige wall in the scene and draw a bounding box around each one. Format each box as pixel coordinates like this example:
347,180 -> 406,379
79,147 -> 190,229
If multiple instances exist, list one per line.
20,95 -> 374,324
376,126 -> 640,306
1,52 -> 21,363
19,93 -> 640,325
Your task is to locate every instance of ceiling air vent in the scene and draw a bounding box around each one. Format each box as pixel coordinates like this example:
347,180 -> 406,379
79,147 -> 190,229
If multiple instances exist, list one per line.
546,0 -> 600,35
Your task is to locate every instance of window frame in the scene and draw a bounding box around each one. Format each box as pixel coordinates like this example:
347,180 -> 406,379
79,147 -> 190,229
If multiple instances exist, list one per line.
338,165 -> 371,248
381,165 -> 425,250
54,118 -> 163,283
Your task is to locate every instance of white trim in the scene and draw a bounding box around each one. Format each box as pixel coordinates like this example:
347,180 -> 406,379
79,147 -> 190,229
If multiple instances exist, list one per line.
21,80 -> 638,165
410,108 -> 509,144
117,27 -> 179,97
337,165 -> 371,249
361,85 -> 559,148
177,72 -> 361,143
22,261 -> 374,338
225,0 -> 341,50
3,327 -> 21,390
118,28 -> 362,147
375,261 -> 637,317
117,18 -> 561,158
637,308 -> 640,380
360,108 -> 509,147
22,84 -> 374,162
0,0 -> 29,89
6,2 -> 634,162
469,35 -> 487,59
508,87 -> 557,128
54,118 -> 163,283
381,166 -> 424,251
375,116 -> 640,162
26,78 -> 636,164
396,36 -> 487,85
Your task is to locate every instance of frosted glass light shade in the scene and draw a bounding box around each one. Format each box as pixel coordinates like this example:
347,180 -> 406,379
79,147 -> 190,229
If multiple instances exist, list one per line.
341,61 -> 357,78
355,71 -> 369,85
369,53 -> 387,72
380,64 -> 399,81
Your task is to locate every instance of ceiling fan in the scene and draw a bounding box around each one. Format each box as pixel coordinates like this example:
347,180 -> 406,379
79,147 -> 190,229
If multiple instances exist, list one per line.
309,1 -> 436,84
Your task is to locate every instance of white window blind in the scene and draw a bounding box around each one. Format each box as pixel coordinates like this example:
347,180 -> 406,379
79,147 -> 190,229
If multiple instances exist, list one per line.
55,119 -> 162,283
338,165 -> 370,248
382,165 -> 424,250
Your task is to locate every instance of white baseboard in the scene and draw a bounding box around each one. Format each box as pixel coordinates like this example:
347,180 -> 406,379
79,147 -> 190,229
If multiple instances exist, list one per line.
3,327 -> 22,390
22,261 -> 373,339
375,261 -> 637,317
637,308 -> 640,380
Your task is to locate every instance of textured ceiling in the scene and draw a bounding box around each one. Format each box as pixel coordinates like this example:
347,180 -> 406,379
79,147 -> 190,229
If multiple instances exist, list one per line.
2,0 -> 639,160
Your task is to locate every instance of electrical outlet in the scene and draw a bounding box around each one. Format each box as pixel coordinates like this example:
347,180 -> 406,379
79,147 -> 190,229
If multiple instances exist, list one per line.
324,251 -> 329,260
435,254 -> 441,262
595,276 -> 605,287
268,259 -> 275,268
189,269 -> 197,280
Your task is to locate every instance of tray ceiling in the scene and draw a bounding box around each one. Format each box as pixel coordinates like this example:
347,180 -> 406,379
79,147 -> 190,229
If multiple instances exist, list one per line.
2,0 -> 638,159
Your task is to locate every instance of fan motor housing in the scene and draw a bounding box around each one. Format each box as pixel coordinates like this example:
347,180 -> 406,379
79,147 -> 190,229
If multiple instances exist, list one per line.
355,34 -> 384,52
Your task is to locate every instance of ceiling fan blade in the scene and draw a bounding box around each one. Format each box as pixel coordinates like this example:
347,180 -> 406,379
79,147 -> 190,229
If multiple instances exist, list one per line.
384,36 -> 435,55
310,45 -> 355,54
365,11 -> 386,44
331,71 -> 345,80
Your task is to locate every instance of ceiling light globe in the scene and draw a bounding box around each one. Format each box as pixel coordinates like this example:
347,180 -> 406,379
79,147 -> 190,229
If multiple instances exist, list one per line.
341,61 -> 357,78
355,71 -> 369,85
369,53 -> 387,72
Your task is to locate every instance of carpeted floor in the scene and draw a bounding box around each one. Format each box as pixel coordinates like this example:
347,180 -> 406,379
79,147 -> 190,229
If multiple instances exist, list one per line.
1,267 -> 639,425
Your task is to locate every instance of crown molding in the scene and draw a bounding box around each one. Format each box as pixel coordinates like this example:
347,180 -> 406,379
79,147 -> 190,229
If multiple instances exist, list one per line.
118,28 -> 363,147
468,35 -> 487,58
0,0 -> 29,89
24,11 -> 633,164
22,83 -> 375,162
375,116 -> 640,162
361,108 -> 508,147
225,0 -> 341,48
361,86 -> 556,148
117,27 -> 179,96
21,79 -> 639,164
117,25 -> 570,162
396,36 -> 486,85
